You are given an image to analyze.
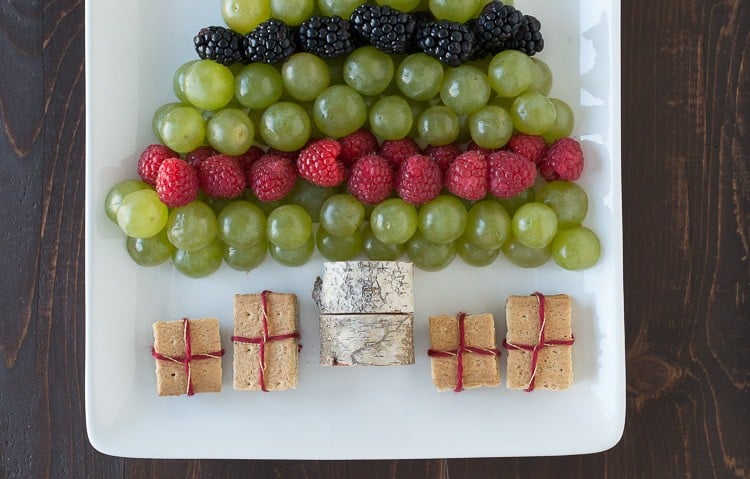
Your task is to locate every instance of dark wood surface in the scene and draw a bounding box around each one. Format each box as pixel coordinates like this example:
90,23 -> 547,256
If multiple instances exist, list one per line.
1,0 -> 748,477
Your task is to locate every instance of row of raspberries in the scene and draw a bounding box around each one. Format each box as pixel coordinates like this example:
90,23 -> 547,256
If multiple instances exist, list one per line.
137,131 -> 583,209
195,1 -> 543,67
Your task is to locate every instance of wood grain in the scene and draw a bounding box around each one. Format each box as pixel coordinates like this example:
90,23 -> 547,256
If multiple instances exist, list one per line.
0,0 -> 747,477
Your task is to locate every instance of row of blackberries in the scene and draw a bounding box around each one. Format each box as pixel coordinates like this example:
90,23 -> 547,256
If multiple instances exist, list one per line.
195,1 -> 543,68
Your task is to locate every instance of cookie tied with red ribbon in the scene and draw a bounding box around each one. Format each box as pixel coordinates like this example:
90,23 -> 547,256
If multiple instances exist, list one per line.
152,317 -> 225,396
428,312 -> 501,392
503,293 -> 575,391
232,291 -> 300,392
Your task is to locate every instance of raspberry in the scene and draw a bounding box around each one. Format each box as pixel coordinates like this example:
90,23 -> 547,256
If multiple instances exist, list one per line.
380,138 -> 421,169
198,155 -> 246,199
232,146 -> 265,179
137,144 -> 178,186
339,129 -> 379,167
423,143 -> 462,173
297,139 -> 346,187
445,151 -> 488,200
466,140 -> 492,157
488,151 -> 536,198
539,160 -> 558,182
348,154 -> 394,205
249,155 -> 297,202
396,154 -> 442,205
185,146 -> 218,168
155,159 -> 200,208
542,137 -> 584,181
506,133 -> 547,165
266,148 -> 300,162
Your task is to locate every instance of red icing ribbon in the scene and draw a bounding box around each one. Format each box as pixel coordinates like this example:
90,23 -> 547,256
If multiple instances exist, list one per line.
428,312 -> 501,393
151,318 -> 225,396
231,290 -> 300,392
502,292 -> 575,392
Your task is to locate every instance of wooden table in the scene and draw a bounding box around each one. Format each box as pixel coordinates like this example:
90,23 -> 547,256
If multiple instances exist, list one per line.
1,1 -> 747,477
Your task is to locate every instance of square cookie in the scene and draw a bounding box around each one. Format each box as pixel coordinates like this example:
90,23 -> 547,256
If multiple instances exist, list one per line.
152,317 -> 224,396
233,292 -> 299,391
428,313 -> 500,392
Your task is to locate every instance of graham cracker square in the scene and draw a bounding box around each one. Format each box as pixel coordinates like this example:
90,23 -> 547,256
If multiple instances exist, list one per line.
233,292 -> 299,391
505,294 -> 573,391
152,318 -> 223,396
429,313 -> 500,391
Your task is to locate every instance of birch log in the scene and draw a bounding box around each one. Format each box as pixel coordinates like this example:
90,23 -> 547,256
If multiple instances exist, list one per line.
319,314 -> 415,366
312,261 -> 414,314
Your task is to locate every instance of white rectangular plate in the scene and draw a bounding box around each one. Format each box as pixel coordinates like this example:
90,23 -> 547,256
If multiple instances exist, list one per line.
85,0 -> 623,459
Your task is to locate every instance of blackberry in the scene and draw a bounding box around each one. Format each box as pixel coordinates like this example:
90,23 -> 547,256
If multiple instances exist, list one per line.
473,1 -> 524,57
508,15 -> 544,56
416,20 -> 475,67
350,4 -> 416,54
194,26 -> 246,65
244,19 -> 296,64
297,16 -> 356,58
406,11 -> 435,53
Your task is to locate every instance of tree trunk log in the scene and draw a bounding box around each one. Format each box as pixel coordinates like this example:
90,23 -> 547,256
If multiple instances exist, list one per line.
319,314 -> 415,366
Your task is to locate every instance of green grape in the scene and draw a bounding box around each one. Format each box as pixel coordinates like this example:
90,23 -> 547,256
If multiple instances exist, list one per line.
289,179 -> 339,222
126,228 -> 175,266
376,0 -> 420,10
173,60 -> 197,104
407,99 -> 427,138
440,65 -> 491,115
370,198 -> 418,245
488,50 -> 535,97
369,96 -> 413,140
221,0 -> 271,34
489,95 -> 515,111
166,201 -> 218,252
152,103 -> 182,141
105,180 -> 150,223
511,92 -> 557,135
551,226 -> 601,270
282,53 -> 330,101
116,190 -> 168,239
260,102 -> 311,152
158,106 -> 206,154
529,58 -> 553,95
318,0 -> 365,17
429,0 -> 480,23
456,236 -> 500,267
465,200 -> 511,249
223,239 -> 267,271
501,236 -> 551,268
206,196 -> 233,215
173,239 -> 223,278
343,47 -> 395,96
235,64 -> 283,109
313,85 -> 367,138
537,181 -> 588,228
417,106 -> 460,146
406,231 -> 456,271
512,202 -> 558,249
499,187 -> 535,216
266,204 -> 313,249
469,105 -> 514,149
316,227 -> 363,261
418,195 -> 468,244
542,98 -> 575,142
320,194 -> 365,237
184,60 -> 235,111
326,55 -> 347,85
396,53 -> 444,101
271,0 -> 314,25
206,109 -> 254,156
217,200 -> 266,248
269,236 -> 314,266
362,224 -> 405,260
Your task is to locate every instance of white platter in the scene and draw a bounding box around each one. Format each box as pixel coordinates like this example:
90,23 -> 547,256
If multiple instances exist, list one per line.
85,0 -> 623,459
